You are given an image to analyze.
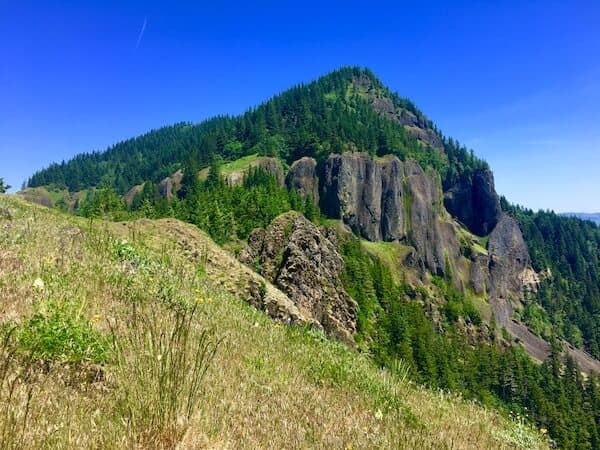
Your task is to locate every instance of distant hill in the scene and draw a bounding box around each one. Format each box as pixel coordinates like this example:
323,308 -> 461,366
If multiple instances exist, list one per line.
560,212 -> 600,225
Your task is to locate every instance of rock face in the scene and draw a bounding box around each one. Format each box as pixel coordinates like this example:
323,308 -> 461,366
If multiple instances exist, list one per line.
321,153 -> 384,241
123,184 -> 144,206
488,214 -> 530,298
320,153 -> 458,276
158,170 -> 183,200
444,169 -> 502,236
240,211 -> 358,343
286,157 -> 320,205
243,152 -> 534,347
352,74 -> 444,149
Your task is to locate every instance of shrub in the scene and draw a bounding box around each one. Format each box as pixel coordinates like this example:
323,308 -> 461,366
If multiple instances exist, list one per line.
17,300 -> 109,364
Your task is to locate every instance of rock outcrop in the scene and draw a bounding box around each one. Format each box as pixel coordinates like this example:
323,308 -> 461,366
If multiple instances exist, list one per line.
240,211 -> 357,343
321,153 -> 384,241
279,152 -> 528,299
123,184 -> 144,206
488,213 -> 530,298
286,157 -> 320,205
158,170 -> 183,200
320,153 -> 459,277
352,74 -> 444,149
444,168 -> 502,236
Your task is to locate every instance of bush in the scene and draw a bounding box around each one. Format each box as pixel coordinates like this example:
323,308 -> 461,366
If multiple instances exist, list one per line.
17,300 -> 109,364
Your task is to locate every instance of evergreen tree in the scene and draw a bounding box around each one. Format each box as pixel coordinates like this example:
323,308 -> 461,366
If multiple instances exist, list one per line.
0,177 -> 11,193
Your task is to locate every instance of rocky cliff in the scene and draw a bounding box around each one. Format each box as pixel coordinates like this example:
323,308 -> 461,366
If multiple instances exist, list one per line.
297,153 -> 531,304
320,153 -> 460,277
285,157 -> 320,205
240,211 -> 358,343
444,169 -> 502,236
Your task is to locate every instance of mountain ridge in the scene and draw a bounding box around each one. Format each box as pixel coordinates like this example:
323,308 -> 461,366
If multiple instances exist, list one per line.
15,67 -> 600,448
560,212 -> 600,225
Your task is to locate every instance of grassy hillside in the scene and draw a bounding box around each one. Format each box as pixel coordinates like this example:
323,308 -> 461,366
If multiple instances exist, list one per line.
0,195 -> 543,449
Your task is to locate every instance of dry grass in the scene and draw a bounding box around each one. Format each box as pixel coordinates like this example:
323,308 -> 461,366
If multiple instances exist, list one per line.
0,195 -> 546,449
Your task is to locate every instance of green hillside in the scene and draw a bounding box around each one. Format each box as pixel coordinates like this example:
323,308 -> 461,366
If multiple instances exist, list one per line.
0,195 -> 544,449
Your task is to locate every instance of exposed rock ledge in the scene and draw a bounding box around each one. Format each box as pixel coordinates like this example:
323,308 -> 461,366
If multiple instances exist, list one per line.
240,211 -> 358,344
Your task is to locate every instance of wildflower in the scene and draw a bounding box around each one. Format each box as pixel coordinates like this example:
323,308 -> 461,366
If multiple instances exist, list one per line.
92,314 -> 102,322
374,409 -> 383,420
33,278 -> 45,291
196,297 -> 205,303
540,427 -> 548,435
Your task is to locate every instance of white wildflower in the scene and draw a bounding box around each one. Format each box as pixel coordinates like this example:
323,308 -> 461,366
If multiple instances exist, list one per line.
33,278 -> 45,291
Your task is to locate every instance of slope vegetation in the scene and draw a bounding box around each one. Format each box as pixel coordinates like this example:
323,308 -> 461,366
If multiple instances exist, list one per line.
0,195 -> 544,449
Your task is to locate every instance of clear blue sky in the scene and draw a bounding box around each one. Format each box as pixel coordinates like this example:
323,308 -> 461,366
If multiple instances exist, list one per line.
2,1 -> 599,212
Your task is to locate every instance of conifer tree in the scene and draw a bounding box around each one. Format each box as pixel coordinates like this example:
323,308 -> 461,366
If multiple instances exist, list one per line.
0,177 -> 11,193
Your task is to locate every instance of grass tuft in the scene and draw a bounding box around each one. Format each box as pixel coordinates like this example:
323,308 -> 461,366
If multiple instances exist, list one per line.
111,302 -> 220,448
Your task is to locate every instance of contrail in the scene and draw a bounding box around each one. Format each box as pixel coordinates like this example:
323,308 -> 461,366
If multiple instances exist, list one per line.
136,17 -> 147,49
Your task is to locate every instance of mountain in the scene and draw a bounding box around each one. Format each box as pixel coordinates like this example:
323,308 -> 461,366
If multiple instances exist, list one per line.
19,67 -> 600,448
561,212 -> 600,225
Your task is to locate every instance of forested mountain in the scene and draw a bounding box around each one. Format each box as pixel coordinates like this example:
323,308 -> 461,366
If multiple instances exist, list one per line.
27,67 -> 483,194
23,67 -> 600,448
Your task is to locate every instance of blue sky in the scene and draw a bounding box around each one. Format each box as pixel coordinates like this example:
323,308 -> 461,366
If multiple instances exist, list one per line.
1,1 -> 599,212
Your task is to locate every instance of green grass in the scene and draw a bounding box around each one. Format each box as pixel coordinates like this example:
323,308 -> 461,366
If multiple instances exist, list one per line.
221,153 -> 261,175
361,240 -> 413,283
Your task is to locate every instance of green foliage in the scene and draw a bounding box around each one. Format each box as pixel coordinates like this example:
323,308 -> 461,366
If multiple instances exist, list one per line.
0,178 -> 10,193
504,200 -> 600,358
112,239 -> 155,270
16,300 -> 109,363
79,187 -> 126,219
433,277 -> 482,326
175,165 -> 315,245
339,238 -> 600,449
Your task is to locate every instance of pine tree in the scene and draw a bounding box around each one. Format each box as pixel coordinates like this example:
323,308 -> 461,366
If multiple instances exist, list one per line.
0,177 -> 11,193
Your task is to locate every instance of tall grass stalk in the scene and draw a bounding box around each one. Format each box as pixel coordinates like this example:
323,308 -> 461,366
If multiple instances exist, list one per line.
0,328 -> 34,450
112,303 -> 220,448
